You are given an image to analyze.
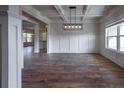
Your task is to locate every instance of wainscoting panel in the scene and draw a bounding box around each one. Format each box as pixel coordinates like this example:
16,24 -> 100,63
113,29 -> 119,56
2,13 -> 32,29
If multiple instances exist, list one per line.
49,21 -> 99,53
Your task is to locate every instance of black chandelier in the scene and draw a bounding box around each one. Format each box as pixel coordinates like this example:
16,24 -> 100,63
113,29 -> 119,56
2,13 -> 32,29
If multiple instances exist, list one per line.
63,6 -> 82,30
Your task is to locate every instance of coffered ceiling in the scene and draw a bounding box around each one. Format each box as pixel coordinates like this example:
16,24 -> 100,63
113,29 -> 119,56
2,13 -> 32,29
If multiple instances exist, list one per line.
32,5 -> 114,22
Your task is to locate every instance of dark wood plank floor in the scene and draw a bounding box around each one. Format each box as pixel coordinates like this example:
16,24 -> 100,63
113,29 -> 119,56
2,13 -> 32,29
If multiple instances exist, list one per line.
22,47 -> 124,88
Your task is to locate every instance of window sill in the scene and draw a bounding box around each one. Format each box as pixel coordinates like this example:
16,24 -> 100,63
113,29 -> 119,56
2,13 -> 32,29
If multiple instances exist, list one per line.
105,48 -> 124,55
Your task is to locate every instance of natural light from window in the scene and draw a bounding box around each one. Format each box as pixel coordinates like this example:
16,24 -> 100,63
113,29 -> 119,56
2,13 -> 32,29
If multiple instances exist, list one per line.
108,37 -> 117,50
106,25 -> 117,50
23,32 -> 33,43
120,23 -> 124,52
120,37 -> 124,52
106,22 -> 124,53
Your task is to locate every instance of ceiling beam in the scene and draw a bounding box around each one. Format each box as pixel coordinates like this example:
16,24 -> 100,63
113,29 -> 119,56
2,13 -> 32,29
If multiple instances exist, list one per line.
22,5 -> 51,24
83,5 -> 92,21
82,5 -> 87,15
22,12 -> 37,25
54,5 -> 68,22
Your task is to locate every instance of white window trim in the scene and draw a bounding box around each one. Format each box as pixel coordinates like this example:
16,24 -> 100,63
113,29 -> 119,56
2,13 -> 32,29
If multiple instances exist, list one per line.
105,21 -> 124,54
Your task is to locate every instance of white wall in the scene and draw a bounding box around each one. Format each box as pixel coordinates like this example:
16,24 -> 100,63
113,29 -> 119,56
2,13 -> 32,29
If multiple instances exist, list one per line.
8,15 -> 23,88
100,6 -> 124,68
9,5 -> 23,88
48,20 -> 99,53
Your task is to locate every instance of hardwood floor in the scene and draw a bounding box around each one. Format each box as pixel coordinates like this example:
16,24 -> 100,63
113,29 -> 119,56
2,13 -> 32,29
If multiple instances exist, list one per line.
22,47 -> 124,88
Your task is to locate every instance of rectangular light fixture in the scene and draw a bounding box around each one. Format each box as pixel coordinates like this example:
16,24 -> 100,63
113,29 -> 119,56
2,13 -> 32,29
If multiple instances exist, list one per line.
63,6 -> 83,31
63,23 -> 83,30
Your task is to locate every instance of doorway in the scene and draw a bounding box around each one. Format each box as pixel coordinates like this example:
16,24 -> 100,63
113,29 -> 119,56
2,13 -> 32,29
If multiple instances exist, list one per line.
22,12 -> 48,87
23,20 -> 34,47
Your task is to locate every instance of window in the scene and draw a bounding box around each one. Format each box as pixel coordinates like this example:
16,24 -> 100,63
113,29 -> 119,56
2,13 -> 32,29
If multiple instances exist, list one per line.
23,33 -> 27,42
120,37 -> 124,52
27,33 -> 32,42
108,37 -> 117,50
23,32 -> 33,43
106,22 -> 124,53
119,23 -> 124,52
106,25 -> 117,50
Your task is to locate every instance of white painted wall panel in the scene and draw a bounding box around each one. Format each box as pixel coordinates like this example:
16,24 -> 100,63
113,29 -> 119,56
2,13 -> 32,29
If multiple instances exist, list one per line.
8,15 -> 22,88
8,25 -> 17,87
60,32 -> 69,53
69,32 -> 79,53
48,21 -> 99,53
51,35 -> 60,52
79,33 -> 88,53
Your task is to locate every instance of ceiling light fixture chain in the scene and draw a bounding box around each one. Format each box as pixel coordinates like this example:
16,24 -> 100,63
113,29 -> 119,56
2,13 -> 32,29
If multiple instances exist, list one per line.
70,7 -> 71,24
63,6 -> 83,30
75,6 -> 76,24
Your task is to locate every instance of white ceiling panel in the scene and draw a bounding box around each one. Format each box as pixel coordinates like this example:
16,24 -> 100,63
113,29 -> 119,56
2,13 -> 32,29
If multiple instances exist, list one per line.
32,5 -> 114,22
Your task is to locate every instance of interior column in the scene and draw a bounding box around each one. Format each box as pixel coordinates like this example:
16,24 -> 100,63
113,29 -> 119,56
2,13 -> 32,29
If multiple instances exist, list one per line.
0,5 -> 23,88
34,23 -> 40,53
